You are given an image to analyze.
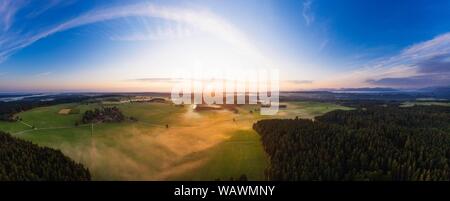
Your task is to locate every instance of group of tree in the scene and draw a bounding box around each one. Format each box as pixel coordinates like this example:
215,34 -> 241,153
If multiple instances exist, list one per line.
253,105 -> 450,181
81,107 -> 125,124
0,131 -> 91,181
0,101 -> 39,121
0,113 -> 18,122
0,94 -> 97,121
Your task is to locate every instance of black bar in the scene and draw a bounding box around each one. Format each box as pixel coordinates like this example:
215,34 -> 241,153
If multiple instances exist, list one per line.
0,181 -> 448,200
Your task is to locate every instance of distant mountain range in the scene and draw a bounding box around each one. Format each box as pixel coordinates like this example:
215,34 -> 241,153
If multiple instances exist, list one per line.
416,86 -> 450,92
334,87 -> 399,92
329,86 -> 450,99
416,86 -> 450,99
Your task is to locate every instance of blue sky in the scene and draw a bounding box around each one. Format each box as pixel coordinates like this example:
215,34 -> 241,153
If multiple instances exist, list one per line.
0,0 -> 450,92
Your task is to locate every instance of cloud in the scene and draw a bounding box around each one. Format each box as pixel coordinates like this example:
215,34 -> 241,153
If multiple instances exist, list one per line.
25,0 -> 74,18
0,2 -> 264,65
367,74 -> 450,88
126,78 -> 178,83
0,0 -> 24,32
415,54 -> 450,74
284,80 -> 313,84
318,39 -> 328,52
109,23 -> 194,41
35,71 -> 52,77
318,32 -> 450,88
302,0 -> 314,26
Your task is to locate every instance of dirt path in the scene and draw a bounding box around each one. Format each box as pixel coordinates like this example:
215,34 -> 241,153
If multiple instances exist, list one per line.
19,120 -> 33,128
13,124 -> 91,135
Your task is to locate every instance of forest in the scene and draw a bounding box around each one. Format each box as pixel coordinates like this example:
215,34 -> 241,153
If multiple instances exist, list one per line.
253,105 -> 450,181
0,131 -> 91,181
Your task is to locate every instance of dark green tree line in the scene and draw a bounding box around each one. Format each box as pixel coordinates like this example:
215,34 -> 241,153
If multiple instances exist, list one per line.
0,131 -> 91,181
253,106 -> 450,181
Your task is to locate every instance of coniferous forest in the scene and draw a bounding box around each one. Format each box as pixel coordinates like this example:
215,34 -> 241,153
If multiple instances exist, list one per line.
0,131 -> 91,181
253,106 -> 450,181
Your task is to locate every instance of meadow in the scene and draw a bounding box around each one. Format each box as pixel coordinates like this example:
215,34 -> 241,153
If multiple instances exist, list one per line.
0,100 -> 351,180
400,101 -> 450,107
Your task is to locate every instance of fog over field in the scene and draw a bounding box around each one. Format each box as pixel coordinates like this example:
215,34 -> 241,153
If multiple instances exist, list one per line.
0,100 -> 349,180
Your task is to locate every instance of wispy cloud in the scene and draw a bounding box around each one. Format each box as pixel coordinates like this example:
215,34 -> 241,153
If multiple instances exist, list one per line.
284,80 -> 313,84
0,2 -> 264,65
318,39 -> 328,52
126,77 -> 178,82
109,23 -> 194,41
35,71 -> 52,77
25,0 -> 75,18
0,0 -> 25,32
302,0 -> 314,26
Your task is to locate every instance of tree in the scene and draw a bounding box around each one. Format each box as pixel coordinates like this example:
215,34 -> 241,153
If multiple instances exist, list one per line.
238,174 -> 248,181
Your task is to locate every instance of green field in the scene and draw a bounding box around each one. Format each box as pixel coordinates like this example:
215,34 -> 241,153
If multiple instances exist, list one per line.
168,129 -> 268,181
0,100 -> 350,180
279,101 -> 352,119
400,101 -> 450,107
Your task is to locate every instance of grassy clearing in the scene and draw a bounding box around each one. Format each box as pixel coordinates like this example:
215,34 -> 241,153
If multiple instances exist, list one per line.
280,101 -> 352,119
16,104 -> 81,128
239,101 -> 353,120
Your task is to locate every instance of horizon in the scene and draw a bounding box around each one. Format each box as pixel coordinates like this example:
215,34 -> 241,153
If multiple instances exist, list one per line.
1,86 -> 447,94
1,0 -> 450,92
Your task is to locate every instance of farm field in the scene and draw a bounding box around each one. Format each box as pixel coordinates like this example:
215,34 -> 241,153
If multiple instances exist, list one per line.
400,101 -> 450,107
0,100 -> 351,180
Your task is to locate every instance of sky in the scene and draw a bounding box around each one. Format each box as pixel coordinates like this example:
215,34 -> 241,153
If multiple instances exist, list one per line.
0,0 -> 450,92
